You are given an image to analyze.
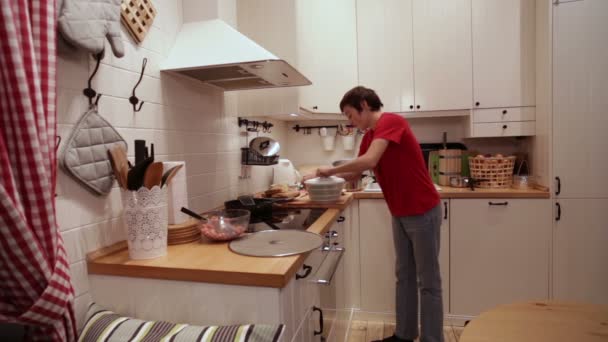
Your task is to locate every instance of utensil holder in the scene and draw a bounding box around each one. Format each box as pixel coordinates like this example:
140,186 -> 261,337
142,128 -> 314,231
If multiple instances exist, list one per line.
322,135 -> 336,151
513,159 -> 534,189
121,186 -> 168,260
342,135 -> 355,151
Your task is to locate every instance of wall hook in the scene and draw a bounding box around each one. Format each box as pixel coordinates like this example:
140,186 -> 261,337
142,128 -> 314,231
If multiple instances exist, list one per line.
261,121 -> 273,133
83,52 -> 103,106
55,135 -> 62,151
129,58 -> 147,112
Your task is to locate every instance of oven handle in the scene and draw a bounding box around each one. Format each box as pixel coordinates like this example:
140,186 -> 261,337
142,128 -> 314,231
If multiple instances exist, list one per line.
311,247 -> 345,286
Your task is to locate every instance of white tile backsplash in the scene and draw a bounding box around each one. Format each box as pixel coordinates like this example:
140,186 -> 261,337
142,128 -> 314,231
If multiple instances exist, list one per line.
69,261 -> 90,297
56,50 -> 89,91
74,293 -> 93,331
57,0 -> 286,327
57,88 -> 88,125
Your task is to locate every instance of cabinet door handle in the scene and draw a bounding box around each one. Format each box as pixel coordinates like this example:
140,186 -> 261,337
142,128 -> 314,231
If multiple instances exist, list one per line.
336,216 -> 345,223
443,202 -> 448,220
502,109 -> 508,114
416,105 -> 421,109
296,264 -> 312,279
488,201 -> 508,206
312,106 -> 318,110
313,306 -> 324,336
409,105 -> 414,109
555,177 -> 561,196
556,202 -> 561,221
502,124 -> 508,129
325,230 -> 338,238
475,101 -> 480,107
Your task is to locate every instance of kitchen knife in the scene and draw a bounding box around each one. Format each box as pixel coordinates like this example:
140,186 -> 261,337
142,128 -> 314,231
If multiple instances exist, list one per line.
134,140 -> 146,165
127,156 -> 154,190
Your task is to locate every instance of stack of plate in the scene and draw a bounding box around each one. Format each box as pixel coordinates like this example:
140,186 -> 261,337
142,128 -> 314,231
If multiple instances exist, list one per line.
167,219 -> 200,245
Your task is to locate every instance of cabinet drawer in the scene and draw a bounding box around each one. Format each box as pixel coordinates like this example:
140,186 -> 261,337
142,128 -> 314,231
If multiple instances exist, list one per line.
473,107 -> 536,123
471,121 -> 535,137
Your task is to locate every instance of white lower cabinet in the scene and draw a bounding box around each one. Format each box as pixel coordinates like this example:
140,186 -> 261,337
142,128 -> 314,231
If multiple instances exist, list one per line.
450,199 -> 551,317
359,199 -> 450,315
553,199 -> 608,305
284,258 -> 321,342
320,210 -> 347,310
292,306 -> 325,342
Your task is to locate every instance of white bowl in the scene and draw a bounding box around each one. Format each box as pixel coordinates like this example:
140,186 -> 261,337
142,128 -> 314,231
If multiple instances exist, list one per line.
305,176 -> 345,202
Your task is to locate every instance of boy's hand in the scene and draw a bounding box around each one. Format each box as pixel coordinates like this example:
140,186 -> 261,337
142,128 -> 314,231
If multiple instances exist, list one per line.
302,174 -> 316,182
316,167 -> 333,178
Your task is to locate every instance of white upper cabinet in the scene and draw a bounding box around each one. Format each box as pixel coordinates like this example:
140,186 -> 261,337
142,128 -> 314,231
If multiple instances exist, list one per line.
296,0 -> 358,114
356,0 -> 414,113
472,0 -> 536,109
553,0 -> 608,198
413,0 -> 472,111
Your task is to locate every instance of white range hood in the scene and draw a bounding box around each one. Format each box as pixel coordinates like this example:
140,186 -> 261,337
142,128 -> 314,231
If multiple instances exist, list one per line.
161,19 -> 311,91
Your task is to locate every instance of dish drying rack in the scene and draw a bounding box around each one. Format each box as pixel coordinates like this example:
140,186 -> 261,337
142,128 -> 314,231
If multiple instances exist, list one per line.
238,118 -> 280,178
241,148 -> 279,166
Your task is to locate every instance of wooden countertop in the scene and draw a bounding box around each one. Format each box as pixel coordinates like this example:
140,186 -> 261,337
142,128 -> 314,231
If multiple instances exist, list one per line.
353,185 -> 550,199
87,209 -> 341,288
460,301 -> 608,342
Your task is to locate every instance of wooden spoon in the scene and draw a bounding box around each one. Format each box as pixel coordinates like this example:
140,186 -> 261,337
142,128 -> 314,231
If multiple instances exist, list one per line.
107,149 -> 124,189
109,145 -> 131,189
143,162 -> 164,189
119,162 -> 129,190
161,164 -> 184,187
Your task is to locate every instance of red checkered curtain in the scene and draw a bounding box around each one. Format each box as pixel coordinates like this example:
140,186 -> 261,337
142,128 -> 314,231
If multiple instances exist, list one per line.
0,0 -> 77,340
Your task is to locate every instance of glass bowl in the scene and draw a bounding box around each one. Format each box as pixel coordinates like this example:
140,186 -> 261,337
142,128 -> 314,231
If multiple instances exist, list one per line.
199,209 -> 250,242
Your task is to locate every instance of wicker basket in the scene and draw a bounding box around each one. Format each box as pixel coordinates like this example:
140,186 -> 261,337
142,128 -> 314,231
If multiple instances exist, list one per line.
469,155 -> 516,188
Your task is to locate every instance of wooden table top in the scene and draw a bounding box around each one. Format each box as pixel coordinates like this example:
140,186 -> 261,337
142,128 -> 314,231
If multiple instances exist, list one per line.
460,301 -> 608,342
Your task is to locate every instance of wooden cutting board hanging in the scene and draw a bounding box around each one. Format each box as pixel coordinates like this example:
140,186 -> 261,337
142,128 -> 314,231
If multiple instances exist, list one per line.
121,0 -> 157,43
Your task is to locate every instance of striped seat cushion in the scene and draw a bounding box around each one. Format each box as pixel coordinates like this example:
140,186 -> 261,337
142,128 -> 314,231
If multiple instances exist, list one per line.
78,303 -> 284,342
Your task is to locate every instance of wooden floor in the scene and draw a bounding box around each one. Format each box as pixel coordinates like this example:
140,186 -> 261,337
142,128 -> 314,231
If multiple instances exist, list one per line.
347,320 -> 464,342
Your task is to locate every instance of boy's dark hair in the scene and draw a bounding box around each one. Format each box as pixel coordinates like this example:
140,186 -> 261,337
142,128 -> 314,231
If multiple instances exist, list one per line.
339,86 -> 384,112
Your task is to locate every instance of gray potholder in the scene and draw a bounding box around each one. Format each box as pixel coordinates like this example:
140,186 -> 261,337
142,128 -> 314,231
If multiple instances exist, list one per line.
58,0 -> 125,58
61,106 -> 127,196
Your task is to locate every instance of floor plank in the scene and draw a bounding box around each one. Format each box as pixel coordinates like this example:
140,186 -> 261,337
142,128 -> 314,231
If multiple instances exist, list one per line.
382,322 -> 396,339
348,320 -> 368,342
444,325 -> 459,342
347,321 -> 460,342
366,321 -> 384,341
453,326 -> 464,341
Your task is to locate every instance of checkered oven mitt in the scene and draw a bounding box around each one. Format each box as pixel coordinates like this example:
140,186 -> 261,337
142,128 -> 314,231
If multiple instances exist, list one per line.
60,106 -> 127,196
58,0 -> 125,58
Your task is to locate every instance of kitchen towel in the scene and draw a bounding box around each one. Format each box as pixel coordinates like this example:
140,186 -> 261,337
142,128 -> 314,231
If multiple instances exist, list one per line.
163,161 -> 189,225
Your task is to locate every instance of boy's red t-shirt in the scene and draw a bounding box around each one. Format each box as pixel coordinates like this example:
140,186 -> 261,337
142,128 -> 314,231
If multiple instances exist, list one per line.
359,113 -> 440,216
